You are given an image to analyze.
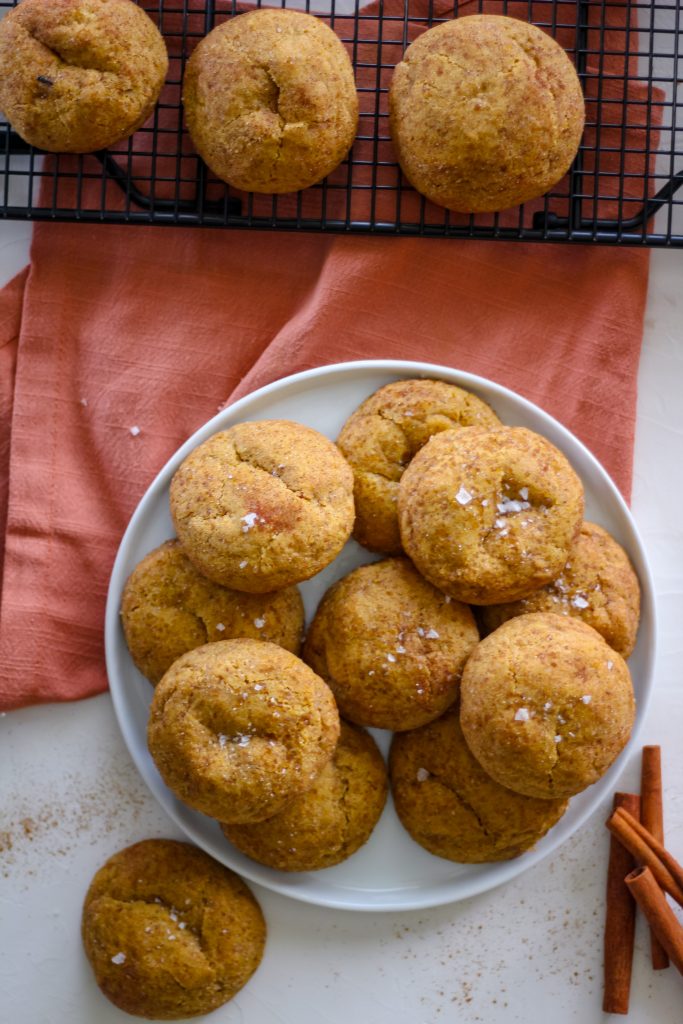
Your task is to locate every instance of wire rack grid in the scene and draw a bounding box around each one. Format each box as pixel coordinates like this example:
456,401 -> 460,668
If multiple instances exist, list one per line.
0,0 -> 681,244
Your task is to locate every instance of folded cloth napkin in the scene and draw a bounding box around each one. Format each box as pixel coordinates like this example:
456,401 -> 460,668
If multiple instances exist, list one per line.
0,0 -> 661,711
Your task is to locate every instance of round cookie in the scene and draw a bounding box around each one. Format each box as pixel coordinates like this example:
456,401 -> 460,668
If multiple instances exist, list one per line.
170,420 -> 355,594
121,539 -> 304,684
303,557 -> 479,731
183,9 -> 358,193
147,639 -> 340,823
0,0 -> 168,153
390,708 -> 567,862
389,15 -> 584,212
82,839 -> 265,1020
479,521 -> 641,657
222,721 -> 387,871
460,612 -> 636,800
398,425 -> 584,605
337,378 -> 501,553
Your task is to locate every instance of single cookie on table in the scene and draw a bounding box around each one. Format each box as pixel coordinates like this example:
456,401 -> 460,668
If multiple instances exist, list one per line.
221,721 -> 387,871
170,420 -> 355,594
0,0 -> 168,153
303,557 -> 479,731
183,9 -> 358,193
398,425 -> 584,605
82,839 -> 265,1020
337,378 -> 501,553
147,639 -> 340,823
121,539 -> 304,684
460,613 -> 636,800
389,15 -> 584,212
390,708 -> 568,862
479,521 -> 641,657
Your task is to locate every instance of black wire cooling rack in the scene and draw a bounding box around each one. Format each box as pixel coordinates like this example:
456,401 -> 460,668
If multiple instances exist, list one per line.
0,0 -> 681,244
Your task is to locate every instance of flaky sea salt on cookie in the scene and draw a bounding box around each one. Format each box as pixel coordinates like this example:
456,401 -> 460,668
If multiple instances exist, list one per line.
398,425 -> 584,605
170,420 -> 355,593
147,639 -> 340,823
460,613 -> 636,799
303,557 -> 479,731
337,378 -> 501,553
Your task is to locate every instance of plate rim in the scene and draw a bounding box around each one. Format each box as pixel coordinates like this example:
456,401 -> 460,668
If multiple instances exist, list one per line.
104,358 -> 656,912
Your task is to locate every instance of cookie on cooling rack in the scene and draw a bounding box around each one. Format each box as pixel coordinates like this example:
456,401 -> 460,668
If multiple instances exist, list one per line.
390,707 -> 568,863
337,378 -> 501,553
82,839 -> 265,1020
459,612 -> 636,800
147,639 -> 340,824
121,539 -> 304,684
303,557 -> 479,731
398,425 -> 584,605
169,419 -> 355,593
0,0 -> 168,153
389,15 -> 584,212
222,721 -> 387,871
479,521 -> 641,657
183,9 -> 358,193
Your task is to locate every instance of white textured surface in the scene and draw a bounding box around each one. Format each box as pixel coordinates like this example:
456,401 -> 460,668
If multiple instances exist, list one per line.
0,233 -> 682,1022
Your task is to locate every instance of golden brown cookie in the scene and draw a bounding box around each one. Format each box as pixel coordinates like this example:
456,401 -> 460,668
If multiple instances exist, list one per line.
183,9 -> 358,193
389,15 -> 584,212
460,613 -> 636,799
0,0 -> 168,153
398,425 -> 584,605
82,839 -> 265,1020
303,558 -> 479,731
337,378 -> 501,553
170,420 -> 355,593
479,521 -> 641,657
221,721 -> 387,871
390,708 -> 567,862
121,540 -> 304,684
147,639 -> 340,823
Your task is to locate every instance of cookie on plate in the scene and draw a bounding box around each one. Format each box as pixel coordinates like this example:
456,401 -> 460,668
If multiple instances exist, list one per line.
460,613 -> 636,799
337,378 -> 501,553
398,425 -> 584,604
389,15 -> 584,212
82,839 -> 265,1020
183,9 -> 358,193
222,721 -> 387,871
170,420 -> 355,593
303,557 -> 479,731
479,521 -> 641,657
147,639 -> 340,823
390,708 -> 568,862
121,539 -> 304,684
0,0 -> 168,153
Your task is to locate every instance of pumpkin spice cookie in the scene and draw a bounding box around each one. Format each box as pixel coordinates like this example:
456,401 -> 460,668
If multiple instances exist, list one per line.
170,420 -> 355,593
303,557 -> 479,731
183,9 -> 358,193
222,721 -> 387,871
479,521 -> 641,657
390,708 -> 567,862
121,539 -> 304,684
337,378 -> 501,553
398,425 -> 584,605
389,15 -> 584,212
147,639 -> 340,824
460,613 -> 636,800
82,839 -> 265,1020
0,0 -> 168,153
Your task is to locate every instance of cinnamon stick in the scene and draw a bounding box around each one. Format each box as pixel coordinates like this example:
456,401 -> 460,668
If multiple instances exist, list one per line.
641,745 -> 670,969
603,792 -> 641,1015
626,867 -> 683,977
606,806 -> 683,907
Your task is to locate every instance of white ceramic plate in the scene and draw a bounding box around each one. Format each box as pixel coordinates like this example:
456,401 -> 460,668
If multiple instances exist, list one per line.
105,360 -> 656,912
